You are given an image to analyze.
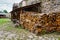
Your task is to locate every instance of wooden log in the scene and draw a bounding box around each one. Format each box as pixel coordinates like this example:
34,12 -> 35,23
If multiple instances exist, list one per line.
20,11 -> 60,34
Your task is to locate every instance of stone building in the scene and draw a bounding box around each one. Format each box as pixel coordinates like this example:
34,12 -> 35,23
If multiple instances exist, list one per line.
11,0 -> 60,27
19,0 -> 40,7
19,0 -> 60,13
41,0 -> 60,13
13,0 -> 60,13
13,3 -> 19,10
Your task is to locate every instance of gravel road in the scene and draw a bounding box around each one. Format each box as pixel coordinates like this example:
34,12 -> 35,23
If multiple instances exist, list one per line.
0,21 -> 60,40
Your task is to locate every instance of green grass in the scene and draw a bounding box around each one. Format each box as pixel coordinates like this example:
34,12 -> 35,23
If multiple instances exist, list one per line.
4,26 -> 29,34
0,18 -> 29,34
58,37 -> 60,40
0,18 -> 10,25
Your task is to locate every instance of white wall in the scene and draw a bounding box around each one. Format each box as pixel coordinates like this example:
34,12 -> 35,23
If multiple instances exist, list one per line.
6,13 -> 11,18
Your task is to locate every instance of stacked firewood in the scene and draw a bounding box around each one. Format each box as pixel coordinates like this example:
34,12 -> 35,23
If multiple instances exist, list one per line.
56,13 -> 60,32
20,12 -> 60,34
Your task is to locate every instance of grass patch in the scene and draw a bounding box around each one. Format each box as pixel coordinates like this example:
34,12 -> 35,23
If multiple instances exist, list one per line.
0,18 -> 10,25
4,26 -> 29,34
0,18 -> 30,34
58,37 -> 60,40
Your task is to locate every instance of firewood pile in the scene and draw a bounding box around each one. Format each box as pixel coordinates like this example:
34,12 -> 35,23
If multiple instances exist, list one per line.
20,12 -> 60,34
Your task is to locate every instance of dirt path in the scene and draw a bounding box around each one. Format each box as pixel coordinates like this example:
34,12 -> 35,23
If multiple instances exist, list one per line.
0,21 -> 60,40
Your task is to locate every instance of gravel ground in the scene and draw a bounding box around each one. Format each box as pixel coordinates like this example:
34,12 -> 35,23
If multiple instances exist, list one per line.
0,30 -> 59,40
0,21 -> 60,40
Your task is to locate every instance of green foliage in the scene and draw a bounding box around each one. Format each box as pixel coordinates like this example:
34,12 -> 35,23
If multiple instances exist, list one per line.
41,30 -> 46,35
3,10 -> 8,13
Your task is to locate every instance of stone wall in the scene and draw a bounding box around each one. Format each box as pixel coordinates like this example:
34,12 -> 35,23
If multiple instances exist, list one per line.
41,0 -> 60,13
26,0 -> 40,5
13,0 -> 60,13
19,0 -> 60,13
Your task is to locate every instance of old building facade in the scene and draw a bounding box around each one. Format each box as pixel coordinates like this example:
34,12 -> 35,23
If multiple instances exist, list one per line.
41,0 -> 60,13
13,0 -> 60,13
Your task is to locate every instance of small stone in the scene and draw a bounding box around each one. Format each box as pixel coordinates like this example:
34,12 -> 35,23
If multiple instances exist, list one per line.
28,35 -> 33,39
0,31 -> 4,35
27,39 -> 31,40
0,39 -> 4,40
4,32 -> 11,35
34,36 -> 37,38
39,36 -> 43,39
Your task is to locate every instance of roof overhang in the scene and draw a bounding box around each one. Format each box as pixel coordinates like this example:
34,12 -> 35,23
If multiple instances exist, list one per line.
10,2 -> 41,13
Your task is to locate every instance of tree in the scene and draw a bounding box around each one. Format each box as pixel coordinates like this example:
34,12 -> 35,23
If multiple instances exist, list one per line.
3,10 -> 8,13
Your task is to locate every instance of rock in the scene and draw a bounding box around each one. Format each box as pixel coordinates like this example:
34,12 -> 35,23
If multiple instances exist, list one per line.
28,35 -> 33,39
0,31 -> 4,35
4,32 -> 11,36
27,39 -> 31,40
39,37 -> 43,40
